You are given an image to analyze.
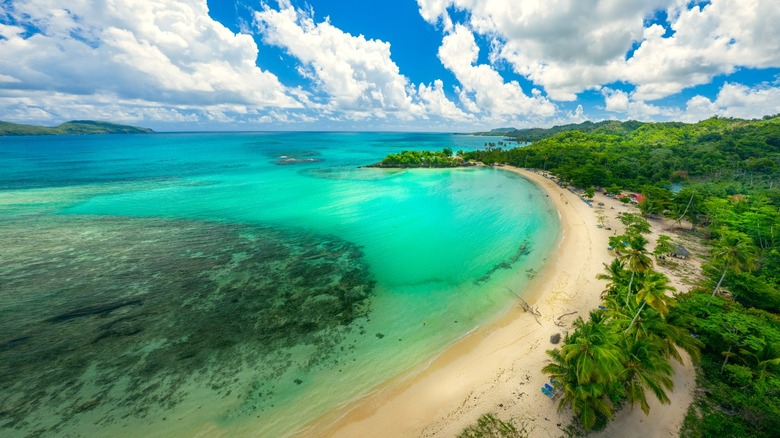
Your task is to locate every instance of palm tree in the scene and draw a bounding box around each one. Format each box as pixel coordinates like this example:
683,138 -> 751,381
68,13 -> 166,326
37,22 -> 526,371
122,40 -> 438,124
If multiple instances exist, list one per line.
710,229 -> 758,299
740,339 -> 780,380
617,212 -> 651,236
626,271 -> 675,333
619,235 -> 653,306
652,235 -> 676,265
543,312 -> 623,431
620,336 -> 674,414
636,309 -> 702,364
597,259 -> 628,298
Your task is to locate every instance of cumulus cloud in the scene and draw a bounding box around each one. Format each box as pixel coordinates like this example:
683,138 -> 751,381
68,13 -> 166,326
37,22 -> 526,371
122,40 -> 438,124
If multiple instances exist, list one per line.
437,24 -> 556,122
417,80 -> 474,121
254,1 -> 472,122
418,0 -> 668,100
626,0 -> 780,100
602,88 -> 631,113
255,3 -> 413,114
417,0 -> 780,104
601,87 -> 681,120
683,82 -> 780,122
0,0 -> 299,124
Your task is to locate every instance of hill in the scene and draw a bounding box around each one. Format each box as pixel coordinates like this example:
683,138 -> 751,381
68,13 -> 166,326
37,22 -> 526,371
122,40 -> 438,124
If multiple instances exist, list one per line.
474,120 -> 648,141
465,115 -> 780,190
0,120 -> 154,136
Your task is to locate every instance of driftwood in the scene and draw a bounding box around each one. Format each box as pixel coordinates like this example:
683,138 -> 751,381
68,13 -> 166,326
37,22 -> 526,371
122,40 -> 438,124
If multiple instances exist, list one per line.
507,288 -> 542,325
554,311 -> 578,327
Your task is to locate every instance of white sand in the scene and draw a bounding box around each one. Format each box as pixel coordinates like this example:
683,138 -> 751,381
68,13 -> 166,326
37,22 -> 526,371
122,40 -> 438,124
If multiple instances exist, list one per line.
300,166 -> 697,438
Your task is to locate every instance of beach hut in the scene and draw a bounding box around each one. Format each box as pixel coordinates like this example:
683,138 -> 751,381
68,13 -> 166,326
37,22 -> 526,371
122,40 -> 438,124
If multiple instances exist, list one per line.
629,193 -> 646,204
670,244 -> 691,259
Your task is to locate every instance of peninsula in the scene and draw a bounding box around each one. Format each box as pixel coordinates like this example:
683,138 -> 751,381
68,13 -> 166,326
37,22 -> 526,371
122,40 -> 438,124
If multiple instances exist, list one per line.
364,148 -> 474,168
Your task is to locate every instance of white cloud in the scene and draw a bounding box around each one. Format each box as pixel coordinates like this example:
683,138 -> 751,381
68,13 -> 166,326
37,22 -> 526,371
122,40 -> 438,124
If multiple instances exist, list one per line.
418,0 -> 669,100
254,2 -> 474,123
0,0 -> 299,124
417,0 -> 780,103
626,0 -> 780,100
683,82 -> 780,121
255,4 -> 418,114
602,88 -> 631,113
417,80 -> 474,121
437,24 -> 556,121
0,90 -> 203,124
600,87 -> 681,120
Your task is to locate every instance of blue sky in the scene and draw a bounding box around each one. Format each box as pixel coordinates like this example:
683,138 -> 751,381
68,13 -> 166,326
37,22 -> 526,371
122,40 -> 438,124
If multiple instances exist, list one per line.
1,0 -> 779,131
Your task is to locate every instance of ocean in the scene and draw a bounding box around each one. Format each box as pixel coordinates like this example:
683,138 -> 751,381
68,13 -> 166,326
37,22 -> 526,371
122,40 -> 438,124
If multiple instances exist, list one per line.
0,132 -> 559,437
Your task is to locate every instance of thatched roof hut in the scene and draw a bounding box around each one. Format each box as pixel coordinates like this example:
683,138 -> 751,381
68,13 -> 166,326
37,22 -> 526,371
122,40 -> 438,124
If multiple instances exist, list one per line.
671,244 -> 691,259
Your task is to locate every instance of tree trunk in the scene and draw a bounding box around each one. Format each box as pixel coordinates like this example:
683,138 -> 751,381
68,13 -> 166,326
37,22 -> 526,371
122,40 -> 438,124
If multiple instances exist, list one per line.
626,300 -> 647,333
667,192 -> 694,230
711,263 -> 729,298
626,270 -> 635,306
721,345 -> 733,373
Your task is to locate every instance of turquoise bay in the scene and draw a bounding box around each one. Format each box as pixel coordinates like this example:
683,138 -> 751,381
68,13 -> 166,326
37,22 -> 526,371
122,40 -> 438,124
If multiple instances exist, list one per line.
0,132 -> 559,437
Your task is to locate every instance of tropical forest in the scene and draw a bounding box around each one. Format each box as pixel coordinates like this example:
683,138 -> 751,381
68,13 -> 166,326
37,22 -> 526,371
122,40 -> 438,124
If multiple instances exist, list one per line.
462,115 -> 780,436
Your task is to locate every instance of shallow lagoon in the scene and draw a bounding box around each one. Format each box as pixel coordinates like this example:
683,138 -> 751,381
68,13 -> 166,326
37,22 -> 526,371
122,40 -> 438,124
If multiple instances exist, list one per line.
0,132 -> 559,437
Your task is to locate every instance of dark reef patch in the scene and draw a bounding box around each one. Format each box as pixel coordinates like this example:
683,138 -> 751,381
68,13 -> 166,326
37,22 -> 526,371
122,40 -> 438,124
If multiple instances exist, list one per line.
267,150 -> 324,165
474,240 -> 531,284
0,216 -> 374,436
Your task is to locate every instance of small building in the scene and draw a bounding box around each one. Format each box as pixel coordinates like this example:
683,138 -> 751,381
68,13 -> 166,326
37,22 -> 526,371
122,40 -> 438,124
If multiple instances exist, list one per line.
629,193 -> 646,204
670,244 -> 691,259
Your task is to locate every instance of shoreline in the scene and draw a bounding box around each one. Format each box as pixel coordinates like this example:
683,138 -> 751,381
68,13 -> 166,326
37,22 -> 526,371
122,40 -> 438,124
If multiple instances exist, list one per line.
300,165 -> 696,437
300,166 -> 608,436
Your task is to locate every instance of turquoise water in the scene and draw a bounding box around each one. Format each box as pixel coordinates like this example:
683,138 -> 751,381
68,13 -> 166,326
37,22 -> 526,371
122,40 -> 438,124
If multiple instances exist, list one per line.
0,132 -> 559,437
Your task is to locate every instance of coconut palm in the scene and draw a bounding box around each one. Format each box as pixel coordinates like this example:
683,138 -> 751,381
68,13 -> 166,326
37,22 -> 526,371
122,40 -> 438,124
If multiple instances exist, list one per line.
626,271 -> 675,333
740,339 -> 780,380
635,309 -> 702,364
544,312 -> 623,431
710,229 -> 758,299
619,235 -> 654,306
620,336 -> 674,414
597,258 -> 628,298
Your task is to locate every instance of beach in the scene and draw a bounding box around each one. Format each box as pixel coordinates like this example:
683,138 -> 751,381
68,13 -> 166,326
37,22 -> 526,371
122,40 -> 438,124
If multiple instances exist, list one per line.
305,166 -> 697,437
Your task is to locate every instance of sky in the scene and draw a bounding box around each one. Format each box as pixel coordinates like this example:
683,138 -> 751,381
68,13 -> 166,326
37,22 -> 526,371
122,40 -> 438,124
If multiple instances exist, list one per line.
1,0 -> 779,132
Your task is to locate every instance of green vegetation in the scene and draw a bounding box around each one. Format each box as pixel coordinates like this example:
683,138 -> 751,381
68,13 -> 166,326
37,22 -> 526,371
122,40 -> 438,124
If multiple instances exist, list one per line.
464,115 -> 780,194
369,148 -> 472,168
469,115 -> 780,435
545,213 -> 701,432
0,120 -> 154,135
674,294 -> 780,437
458,413 -> 526,438
472,120 -> 646,142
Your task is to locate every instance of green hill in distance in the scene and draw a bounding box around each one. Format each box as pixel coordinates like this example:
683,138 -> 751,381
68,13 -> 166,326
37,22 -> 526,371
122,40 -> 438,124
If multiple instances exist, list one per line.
0,120 -> 154,136
472,119 -> 647,141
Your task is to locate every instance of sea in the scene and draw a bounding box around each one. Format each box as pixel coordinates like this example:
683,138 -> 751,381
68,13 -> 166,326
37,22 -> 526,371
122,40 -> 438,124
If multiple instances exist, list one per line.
0,132 -> 560,437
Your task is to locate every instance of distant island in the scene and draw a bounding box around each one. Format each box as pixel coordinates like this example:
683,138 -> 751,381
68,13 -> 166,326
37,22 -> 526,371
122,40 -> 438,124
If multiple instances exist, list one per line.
365,148 -> 475,168
0,120 -> 154,136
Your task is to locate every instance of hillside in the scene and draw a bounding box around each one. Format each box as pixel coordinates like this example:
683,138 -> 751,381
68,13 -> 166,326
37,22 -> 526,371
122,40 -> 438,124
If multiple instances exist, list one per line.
0,120 -> 154,136
467,115 -> 780,191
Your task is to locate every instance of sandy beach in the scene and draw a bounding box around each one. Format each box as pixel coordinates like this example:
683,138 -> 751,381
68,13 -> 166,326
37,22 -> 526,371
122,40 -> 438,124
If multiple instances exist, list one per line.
301,166 -> 697,438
